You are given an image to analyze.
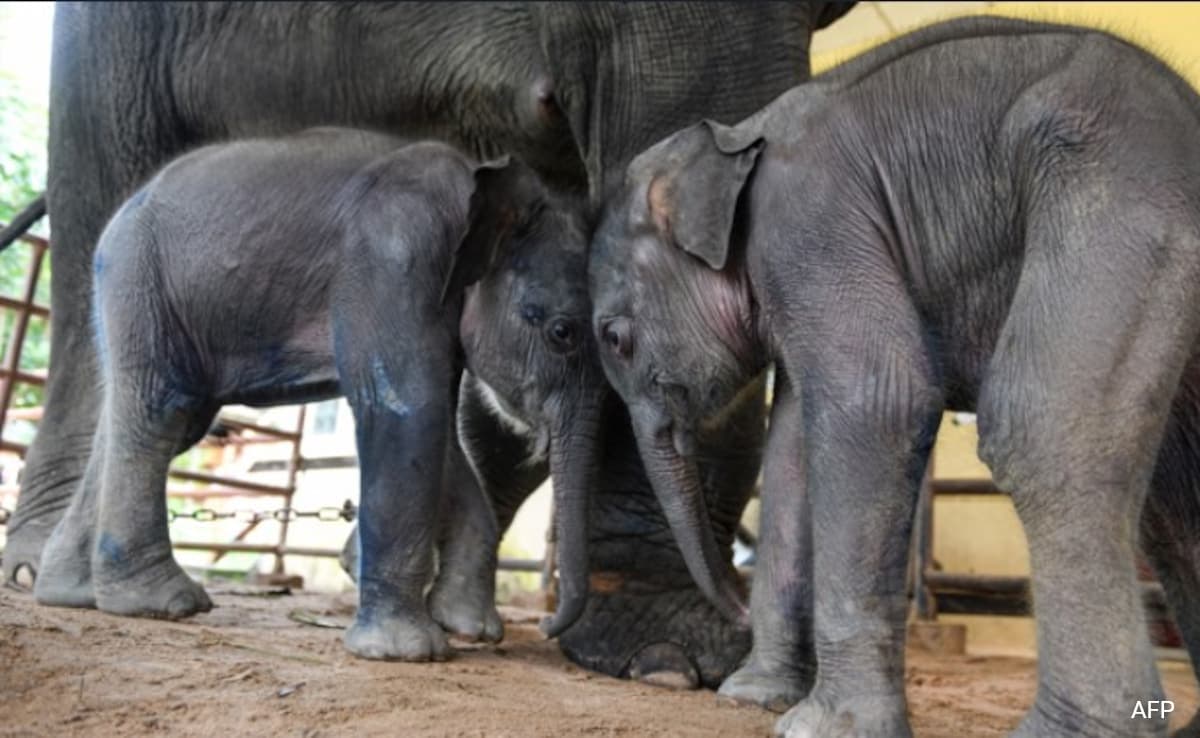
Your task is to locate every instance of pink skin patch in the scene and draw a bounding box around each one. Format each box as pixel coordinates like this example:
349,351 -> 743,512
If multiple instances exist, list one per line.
693,269 -> 755,368
639,177 -> 756,372
647,176 -> 673,240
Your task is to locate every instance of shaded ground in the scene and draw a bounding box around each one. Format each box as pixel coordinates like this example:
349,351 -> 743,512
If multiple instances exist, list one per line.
0,587 -> 1195,737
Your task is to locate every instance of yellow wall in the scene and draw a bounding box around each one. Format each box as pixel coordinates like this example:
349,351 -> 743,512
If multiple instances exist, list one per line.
806,3 -> 1200,655
814,3 -> 1200,85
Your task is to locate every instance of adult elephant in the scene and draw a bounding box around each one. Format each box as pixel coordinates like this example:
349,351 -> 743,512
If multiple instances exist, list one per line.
6,1 -> 853,687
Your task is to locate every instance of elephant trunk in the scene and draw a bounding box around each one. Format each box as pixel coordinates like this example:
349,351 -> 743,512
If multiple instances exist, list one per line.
539,392 -> 604,638
634,410 -> 749,627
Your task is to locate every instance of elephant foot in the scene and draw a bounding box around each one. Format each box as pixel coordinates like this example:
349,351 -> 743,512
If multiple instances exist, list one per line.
32,517 -> 97,608
34,576 -> 96,609
718,660 -> 810,713
775,693 -> 910,738
94,543 -> 212,620
345,611 -> 451,661
627,642 -> 700,690
2,517 -> 56,589
428,579 -> 503,643
560,582 -> 752,689
33,554 -> 96,609
1011,704 -> 1163,738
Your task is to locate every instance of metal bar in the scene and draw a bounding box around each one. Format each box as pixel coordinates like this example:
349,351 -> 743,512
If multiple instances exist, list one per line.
4,406 -> 42,421
173,541 -> 341,558
165,487 -> 292,500
213,416 -> 301,441
167,468 -> 292,496
924,571 -> 1028,595
172,539 -> 545,574
0,240 -> 47,435
930,478 -> 1003,495
248,455 -> 358,473
499,558 -> 545,573
274,405 -> 306,574
0,368 -> 47,385
932,592 -> 1032,617
201,435 -> 296,447
1156,647 -> 1191,663
929,575 -> 1166,617
18,233 -> 48,250
912,450 -> 936,620
211,519 -> 263,565
0,195 -> 47,253
0,296 -> 49,318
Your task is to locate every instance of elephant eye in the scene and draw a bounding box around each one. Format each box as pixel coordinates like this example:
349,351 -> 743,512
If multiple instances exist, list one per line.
600,317 -> 632,360
546,317 -> 579,354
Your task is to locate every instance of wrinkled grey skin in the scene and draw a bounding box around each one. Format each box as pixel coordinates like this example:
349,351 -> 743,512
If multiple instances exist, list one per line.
34,128 -> 603,661
592,16 -> 1200,737
11,1 -> 853,685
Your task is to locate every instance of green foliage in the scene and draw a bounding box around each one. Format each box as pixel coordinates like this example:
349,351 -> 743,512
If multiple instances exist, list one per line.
0,70 -> 46,226
0,63 -> 50,441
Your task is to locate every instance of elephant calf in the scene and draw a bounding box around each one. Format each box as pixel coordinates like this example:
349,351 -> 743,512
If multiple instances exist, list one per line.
34,127 -> 602,662
590,16 -> 1200,738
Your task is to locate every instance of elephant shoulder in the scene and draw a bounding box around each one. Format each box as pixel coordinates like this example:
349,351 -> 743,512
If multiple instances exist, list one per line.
335,141 -> 476,258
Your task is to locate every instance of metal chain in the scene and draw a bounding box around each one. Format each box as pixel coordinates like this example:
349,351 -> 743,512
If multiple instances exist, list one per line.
166,499 -> 357,524
0,501 -> 356,528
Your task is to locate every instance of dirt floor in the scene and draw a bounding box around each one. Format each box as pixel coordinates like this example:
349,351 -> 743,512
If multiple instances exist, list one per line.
1,587 -> 1196,737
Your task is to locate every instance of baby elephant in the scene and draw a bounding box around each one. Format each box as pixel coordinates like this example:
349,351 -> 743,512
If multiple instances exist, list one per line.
591,16 -> 1200,738
35,128 -> 601,661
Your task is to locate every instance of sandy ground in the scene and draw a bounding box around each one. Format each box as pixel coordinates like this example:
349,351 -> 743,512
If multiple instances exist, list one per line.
0,587 -> 1196,737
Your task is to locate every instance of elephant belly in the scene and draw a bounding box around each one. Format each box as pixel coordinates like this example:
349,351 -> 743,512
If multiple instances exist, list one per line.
213,319 -> 341,408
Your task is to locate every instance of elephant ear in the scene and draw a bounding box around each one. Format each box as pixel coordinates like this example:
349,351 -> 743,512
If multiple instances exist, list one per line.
440,156 -> 519,306
646,120 -> 764,271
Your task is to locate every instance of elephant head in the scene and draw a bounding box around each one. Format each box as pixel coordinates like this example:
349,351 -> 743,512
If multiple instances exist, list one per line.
444,156 -> 605,636
529,2 -> 856,202
588,120 -> 768,626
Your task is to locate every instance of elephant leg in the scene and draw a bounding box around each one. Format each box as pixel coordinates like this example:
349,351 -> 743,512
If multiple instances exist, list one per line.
3,202 -> 108,587
456,372 -> 549,534
7,17 -> 189,584
719,368 -> 814,712
34,379 -> 215,611
974,213 -> 1197,738
32,427 -> 105,609
340,362 -> 454,662
1141,357 -> 1200,738
90,380 -> 215,619
428,431 -> 504,644
332,228 -> 462,663
339,371 -> 543,646
775,280 -> 941,738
